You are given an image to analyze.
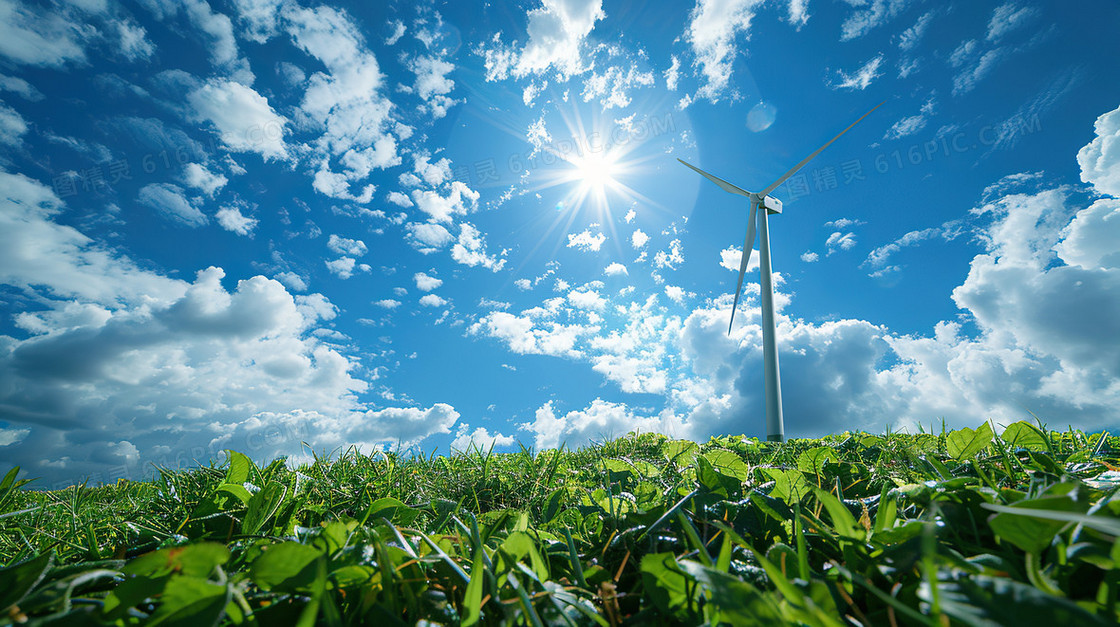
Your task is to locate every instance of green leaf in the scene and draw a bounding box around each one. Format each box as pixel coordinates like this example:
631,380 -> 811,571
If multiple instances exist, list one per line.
223,450 -> 253,485
124,543 -> 230,578
676,561 -> 784,624
1000,421 -> 1048,451
242,481 -> 286,535
250,542 -> 325,593
461,545 -> 486,627
946,422 -> 993,461
148,575 -> 229,627
986,494 -> 1088,553
797,447 -> 838,478
701,449 -> 749,482
662,440 -> 698,467
216,483 -> 252,506
0,553 -> 52,613
813,487 -> 860,540
930,575 -> 1111,626
764,468 -> 809,505
639,553 -> 693,620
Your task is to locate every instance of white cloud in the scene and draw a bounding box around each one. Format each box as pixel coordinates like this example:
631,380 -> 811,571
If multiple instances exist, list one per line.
825,231 -> 858,254
451,223 -> 506,271
412,181 -> 479,223
285,5 -> 402,198
0,101 -> 28,146
410,54 -> 459,119
480,0 -> 605,81
419,294 -> 447,307
568,288 -> 606,310
684,0 -> 763,102
654,239 -> 685,269
523,400 -> 683,450
604,262 -> 628,276
451,424 -> 515,451
325,257 -> 357,279
187,79 -> 288,161
407,222 -> 455,251
581,65 -> 654,109
414,272 -> 443,291
115,19 -> 154,61
568,229 -> 606,252
0,74 -> 43,101
787,0 -> 809,28
631,229 -> 649,248
0,0 -> 89,67
215,205 -> 257,236
884,97 -> 936,140
275,271 -> 307,292
624,208 -> 636,223
831,54 -> 884,91
230,0 -> 284,43
137,183 -> 207,227
664,285 -> 688,304
1078,103 -> 1120,198
374,299 -> 401,309
898,10 -> 933,51
801,251 -> 819,263
327,234 -> 367,257
182,162 -> 228,197
387,191 -> 413,207
840,0 -> 912,41
952,49 -> 1005,95
664,55 -> 680,91
987,3 -> 1037,41
515,279 -> 532,290
719,246 -> 759,272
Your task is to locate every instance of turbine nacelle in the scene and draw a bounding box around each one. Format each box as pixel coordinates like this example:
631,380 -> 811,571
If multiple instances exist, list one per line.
757,194 -> 782,215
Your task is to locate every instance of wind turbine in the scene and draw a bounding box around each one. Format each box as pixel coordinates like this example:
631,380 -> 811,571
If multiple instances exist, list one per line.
679,102 -> 883,443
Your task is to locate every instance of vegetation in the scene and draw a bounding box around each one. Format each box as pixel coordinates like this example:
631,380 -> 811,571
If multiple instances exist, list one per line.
2,420 -> 1119,625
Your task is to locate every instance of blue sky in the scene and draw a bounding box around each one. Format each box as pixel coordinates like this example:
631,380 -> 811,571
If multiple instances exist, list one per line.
2,0 -> 1119,486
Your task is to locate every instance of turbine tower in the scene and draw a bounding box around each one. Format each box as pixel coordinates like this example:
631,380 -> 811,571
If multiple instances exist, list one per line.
679,102 -> 883,443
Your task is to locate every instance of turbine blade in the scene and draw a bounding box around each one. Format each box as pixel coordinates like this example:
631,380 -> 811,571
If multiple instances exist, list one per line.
677,158 -> 752,197
729,199 -> 759,335
758,101 -> 885,198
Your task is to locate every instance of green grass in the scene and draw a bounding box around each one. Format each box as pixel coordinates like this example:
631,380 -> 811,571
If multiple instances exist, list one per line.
2,420 -> 1119,625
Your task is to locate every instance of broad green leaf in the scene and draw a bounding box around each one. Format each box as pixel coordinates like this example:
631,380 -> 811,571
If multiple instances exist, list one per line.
797,447 -> 838,478
701,449 -> 749,482
242,481 -> 286,535
216,483 -> 252,506
986,494 -> 1088,553
946,422 -> 993,461
223,450 -> 253,485
764,468 -> 809,505
929,575 -> 1111,626
0,553 -> 52,613
147,575 -> 229,627
250,542 -> 324,593
1000,421 -> 1048,451
662,440 -> 699,467
639,553 -> 693,620
677,561 -> 784,624
124,543 -> 229,578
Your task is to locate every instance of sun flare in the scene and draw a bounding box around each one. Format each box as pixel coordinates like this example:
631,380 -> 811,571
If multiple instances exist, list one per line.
571,150 -> 619,193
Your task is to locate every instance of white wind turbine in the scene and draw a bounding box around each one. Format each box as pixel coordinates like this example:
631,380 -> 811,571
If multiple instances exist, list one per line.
679,102 -> 883,443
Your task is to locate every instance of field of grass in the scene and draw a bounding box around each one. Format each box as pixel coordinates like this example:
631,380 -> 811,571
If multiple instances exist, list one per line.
2,420 -> 1120,625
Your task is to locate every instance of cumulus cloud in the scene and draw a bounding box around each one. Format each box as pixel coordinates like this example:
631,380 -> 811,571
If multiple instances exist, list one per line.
215,204 -> 257,236
451,223 -> 506,271
451,424 -> 515,451
0,0 -> 90,67
407,222 -> 455,252
413,272 -> 442,291
1079,104 -> 1120,198
413,181 -> 479,223
567,229 -> 606,252
719,246 -> 758,272
187,79 -> 288,161
479,0 -> 605,81
419,293 -> 447,307
604,262 -> 628,276
137,183 -> 207,227
327,234 -> 367,257
684,0 -> 763,102
182,162 -> 228,197
0,176 -> 451,482
524,400 -> 684,449
631,229 -> 649,248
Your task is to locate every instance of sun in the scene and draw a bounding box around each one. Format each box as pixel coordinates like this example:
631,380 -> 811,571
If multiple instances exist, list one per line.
571,149 -> 619,193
